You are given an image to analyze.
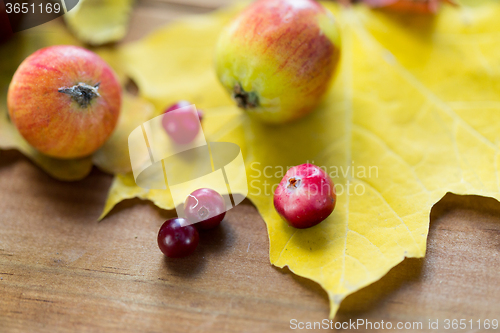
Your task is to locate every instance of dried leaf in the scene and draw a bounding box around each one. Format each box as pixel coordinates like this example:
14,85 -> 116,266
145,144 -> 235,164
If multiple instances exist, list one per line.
118,7 -> 240,111
64,0 -> 133,45
99,104 -> 244,219
103,1 -> 500,318
93,93 -> 156,174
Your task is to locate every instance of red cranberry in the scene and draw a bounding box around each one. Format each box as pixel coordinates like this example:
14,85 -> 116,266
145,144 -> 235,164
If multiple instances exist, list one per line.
273,163 -> 336,229
184,188 -> 226,230
164,101 -> 203,122
157,218 -> 199,258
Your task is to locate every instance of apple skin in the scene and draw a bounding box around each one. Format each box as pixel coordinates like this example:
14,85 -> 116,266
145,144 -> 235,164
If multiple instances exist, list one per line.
215,0 -> 341,124
8,45 -> 122,159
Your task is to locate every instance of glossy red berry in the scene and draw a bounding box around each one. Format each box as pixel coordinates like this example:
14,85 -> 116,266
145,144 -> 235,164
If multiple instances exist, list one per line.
162,109 -> 200,145
273,163 -> 336,229
184,188 -> 226,230
157,218 -> 199,258
164,101 -> 203,122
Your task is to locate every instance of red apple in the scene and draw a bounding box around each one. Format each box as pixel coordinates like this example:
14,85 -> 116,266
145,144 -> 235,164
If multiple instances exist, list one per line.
215,0 -> 341,124
8,45 -> 122,159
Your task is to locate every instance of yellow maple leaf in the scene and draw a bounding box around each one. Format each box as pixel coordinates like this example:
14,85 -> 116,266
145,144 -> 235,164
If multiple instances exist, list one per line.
100,0 -> 500,318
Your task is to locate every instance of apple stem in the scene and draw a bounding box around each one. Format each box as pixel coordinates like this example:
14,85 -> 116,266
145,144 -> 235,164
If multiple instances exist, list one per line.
287,177 -> 301,190
233,83 -> 259,109
58,82 -> 100,108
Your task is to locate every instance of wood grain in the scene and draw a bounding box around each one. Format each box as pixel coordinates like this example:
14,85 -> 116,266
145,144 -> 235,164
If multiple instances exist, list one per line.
0,151 -> 331,333
1,151 -> 500,332
1,1 -> 500,332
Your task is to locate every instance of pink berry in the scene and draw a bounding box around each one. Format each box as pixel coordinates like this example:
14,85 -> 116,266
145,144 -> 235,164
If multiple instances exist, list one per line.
157,218 -> 199,258
184,188 -> 226,230
273,163 -> 336,229
162,110 -> 200,145
164,101 -> 203,122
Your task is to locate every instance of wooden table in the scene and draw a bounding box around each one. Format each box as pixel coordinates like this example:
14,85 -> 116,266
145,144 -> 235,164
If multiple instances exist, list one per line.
1,1 -> 500,332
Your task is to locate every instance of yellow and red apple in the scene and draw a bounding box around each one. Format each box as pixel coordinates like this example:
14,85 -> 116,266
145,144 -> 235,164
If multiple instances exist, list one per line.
215,0 -> 341,124
8,45 -> 122,159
